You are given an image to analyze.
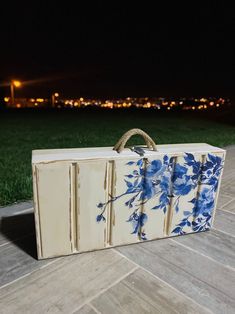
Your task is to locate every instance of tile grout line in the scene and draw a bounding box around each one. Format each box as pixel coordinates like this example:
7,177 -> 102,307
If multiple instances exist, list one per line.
219,190 -> 235,198
0,258 -> 60,290
71,265 -> 139,314
219,208 -> 235,215
112,248 -> 213,314
212,227 -> 235,238
217,198 -> 235,210
169,238 -> 235,271
87,303 -> 102,314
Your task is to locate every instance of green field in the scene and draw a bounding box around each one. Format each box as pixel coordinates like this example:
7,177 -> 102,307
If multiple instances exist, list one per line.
0,108 -> 235,206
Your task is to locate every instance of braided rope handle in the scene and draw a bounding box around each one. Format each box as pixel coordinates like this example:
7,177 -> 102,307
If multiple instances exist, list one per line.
113,128 -> 157,153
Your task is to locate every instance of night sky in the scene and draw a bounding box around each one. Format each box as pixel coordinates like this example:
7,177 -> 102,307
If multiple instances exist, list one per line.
0,2 -> 234,98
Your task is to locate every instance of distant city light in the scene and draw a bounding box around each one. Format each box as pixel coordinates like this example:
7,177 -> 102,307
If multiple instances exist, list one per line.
2,94 -> 229,110
13,80 -> 21,87
200,98 -> 207,102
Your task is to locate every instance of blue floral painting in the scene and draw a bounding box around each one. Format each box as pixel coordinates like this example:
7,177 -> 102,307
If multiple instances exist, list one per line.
172,153 -> 223,235
96,153 -> 223,240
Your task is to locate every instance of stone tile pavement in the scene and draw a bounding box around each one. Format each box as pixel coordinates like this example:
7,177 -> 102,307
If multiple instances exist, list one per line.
0,147 -> 234,313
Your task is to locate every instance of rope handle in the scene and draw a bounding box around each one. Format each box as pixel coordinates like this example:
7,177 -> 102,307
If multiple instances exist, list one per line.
113,128 -> 157,153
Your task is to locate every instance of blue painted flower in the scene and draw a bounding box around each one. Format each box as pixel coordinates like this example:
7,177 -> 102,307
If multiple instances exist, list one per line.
173,175 -> 193,196
97,153 -> 223,240
173,164 -> 188,179
140,160 -> 167,200
127,212 -> 148,235
193,188 -> 214,217
172,153 -> 223,235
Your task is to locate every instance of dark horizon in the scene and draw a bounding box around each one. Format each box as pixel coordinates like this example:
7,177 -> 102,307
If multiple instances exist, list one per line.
0,3 -> 234,99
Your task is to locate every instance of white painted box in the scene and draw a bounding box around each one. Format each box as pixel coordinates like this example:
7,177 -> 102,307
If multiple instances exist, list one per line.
32,129 -> 226,259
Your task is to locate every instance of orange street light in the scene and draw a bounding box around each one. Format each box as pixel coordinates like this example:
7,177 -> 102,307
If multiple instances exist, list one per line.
10,80 -> 22,106
13,80 -> 21,87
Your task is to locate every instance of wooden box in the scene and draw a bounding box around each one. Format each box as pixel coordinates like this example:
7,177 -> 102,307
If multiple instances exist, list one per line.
32,129 -> 225,259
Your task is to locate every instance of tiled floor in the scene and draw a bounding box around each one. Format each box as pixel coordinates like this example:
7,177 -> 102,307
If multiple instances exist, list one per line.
0,147 -> 234,314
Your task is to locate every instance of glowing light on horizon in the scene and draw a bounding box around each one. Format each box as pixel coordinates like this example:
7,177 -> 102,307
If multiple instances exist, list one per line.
13,80 -> 21,87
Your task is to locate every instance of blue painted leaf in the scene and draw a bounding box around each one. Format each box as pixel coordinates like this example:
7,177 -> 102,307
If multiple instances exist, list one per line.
132,223 -> 139,234
97,202 -> 104,208
187,220 -> 191,226
137,159 -> 143,167
183,211 -> 191,216
126,161 -> 135,166
179,221 -> 186,227
124,179 -> 133,188
140,232 -> 147,240
202,212 -> 210,217
125,174 -> 134,178
160,193 -> 168,203
133,178 -> 140,187
96,214 -> 105,222
205,161 -> 213,169
152,204 -> 162,210
216,156 -> 222,165
175,203 -> 179,213
185,153 -> 195,161
192,221 -> 197,226
139,212 -> 148,227
133,170 -> 139,175
163,207 -> 167,214
172,227 -> 182,234
169,157 -> 174,164
208,154 -> 217,164
163,155 -> 169,164
189,198 -> 196,204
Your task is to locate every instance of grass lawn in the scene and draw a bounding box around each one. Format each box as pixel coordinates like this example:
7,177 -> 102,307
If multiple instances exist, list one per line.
0,108 -> 235,206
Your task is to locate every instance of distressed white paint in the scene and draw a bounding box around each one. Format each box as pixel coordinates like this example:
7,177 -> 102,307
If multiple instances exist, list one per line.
32,143 -> 225,259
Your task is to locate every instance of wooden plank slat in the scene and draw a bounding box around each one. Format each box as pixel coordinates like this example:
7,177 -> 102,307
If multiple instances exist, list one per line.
34,162 -> 72,258
213,210 -> 235,236
77,160 -> 109,252
0,234 -> 49,287
216,193 -> 234,209
171,229 -> 235,268
91,268 -> 210,314
116,240 -> 235,314
220,200 -> 235,214
0,249 -> 135,314
73,304 -> 97,314
110,159 -> 142,246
